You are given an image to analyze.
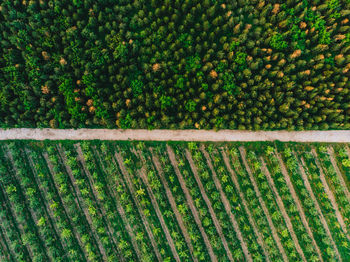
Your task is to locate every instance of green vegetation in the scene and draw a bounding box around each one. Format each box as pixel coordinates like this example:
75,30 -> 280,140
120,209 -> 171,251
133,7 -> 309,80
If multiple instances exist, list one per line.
0,1 -> 349,130
0,141 -> 349,261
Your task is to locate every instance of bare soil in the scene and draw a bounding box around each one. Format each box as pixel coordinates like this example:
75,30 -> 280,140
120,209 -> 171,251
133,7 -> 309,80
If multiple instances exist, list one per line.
136,153 -> 181,262
239,147 -> 288,261
75,144 -> 122,260
200,146 -> 252,262
311,148 -> 350,242
298,155 -> 341,261
220,148 -> 271,262
150,149 -> 199,262
275,152 -> 324,262
166,145 -> 218,262
260,156 -> 306,262
43,152 -> 89,261
114,151 -> 163,262
94,148 -> 143,261
57,145 -> 108,261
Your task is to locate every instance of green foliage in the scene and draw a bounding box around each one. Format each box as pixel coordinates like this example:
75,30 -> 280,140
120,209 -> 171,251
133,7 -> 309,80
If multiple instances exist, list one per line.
214,117 -> 224,129
270,33 -> 288,50
58,78 -> 87,122
328,0 -> 341,18
106,34 -> 128,60
160,95 -> 172,110
175,77 -> 185,90
324,56 -> 335,66
345,33 -> 350,44
185,55 -> 201,71
216,62 -> 227,73
0,0 -> 347,130
185,100 -> 197,112
229,41 -> 240,52
131,79 -> 143,97
222,73 -> 238,95
120,113 -> 132,129
178,33 -> 192,48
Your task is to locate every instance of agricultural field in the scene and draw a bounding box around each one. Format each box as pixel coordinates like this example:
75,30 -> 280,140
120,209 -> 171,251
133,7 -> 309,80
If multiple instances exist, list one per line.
0,140 -> 349,261
0,0 -> 349,129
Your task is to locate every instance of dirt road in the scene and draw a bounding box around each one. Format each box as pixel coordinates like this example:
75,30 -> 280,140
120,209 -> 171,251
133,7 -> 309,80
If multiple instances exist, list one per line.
0,129 -> 349,142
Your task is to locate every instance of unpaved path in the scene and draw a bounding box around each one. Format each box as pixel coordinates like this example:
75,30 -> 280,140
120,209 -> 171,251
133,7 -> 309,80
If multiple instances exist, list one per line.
1,128 -> 350,142
135,150 -> 181,262
200,146 -> 252,262
43,152 -> 90,261
298,155 -> 342,261
260,157 -> 306,262
311,148 -> 350,242
57,145 -> 108,262
150,149 -> 198,262
94,148 -> 143,262
221,148 -> 271,262
75,144 -> 121,259
239,147 -> 288,262
275,152 -> 324,262
114,151 -> 163,262
166,145 -> 218,262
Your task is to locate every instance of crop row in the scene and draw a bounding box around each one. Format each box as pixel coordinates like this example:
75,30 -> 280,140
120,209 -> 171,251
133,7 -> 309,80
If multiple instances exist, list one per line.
0,141 -> 349,261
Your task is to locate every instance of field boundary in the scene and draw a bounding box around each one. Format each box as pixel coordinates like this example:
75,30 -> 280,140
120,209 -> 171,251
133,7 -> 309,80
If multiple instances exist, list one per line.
0,129 -> 350,142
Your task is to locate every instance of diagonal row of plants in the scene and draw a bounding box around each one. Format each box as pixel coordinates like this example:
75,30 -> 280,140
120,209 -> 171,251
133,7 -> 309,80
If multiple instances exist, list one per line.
0,141 -> 349,262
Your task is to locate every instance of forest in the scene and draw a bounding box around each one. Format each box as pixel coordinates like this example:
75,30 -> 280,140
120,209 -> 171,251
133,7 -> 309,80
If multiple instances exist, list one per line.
0,0 -> 349,130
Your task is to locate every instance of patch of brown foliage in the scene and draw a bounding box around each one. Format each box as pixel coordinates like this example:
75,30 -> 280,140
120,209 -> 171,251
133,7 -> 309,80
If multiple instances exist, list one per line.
41,85 -> 49,94
152,63 -> 160,72
59,57 -> 67,65
86,99 -> 93,107
210,70 -> 218,79
272,4 -> 280,14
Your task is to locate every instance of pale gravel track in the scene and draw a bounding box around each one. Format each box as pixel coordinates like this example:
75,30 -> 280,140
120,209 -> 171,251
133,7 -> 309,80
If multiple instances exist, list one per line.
1,128 -> 350,142
275,152 -> 324,262
298,155 -> 342,261
221,148 -> 271,262
259,157 -> 306,262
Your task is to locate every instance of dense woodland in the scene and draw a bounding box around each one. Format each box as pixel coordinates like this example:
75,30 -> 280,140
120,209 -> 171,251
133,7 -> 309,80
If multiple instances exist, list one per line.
0,0 -> 349,129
